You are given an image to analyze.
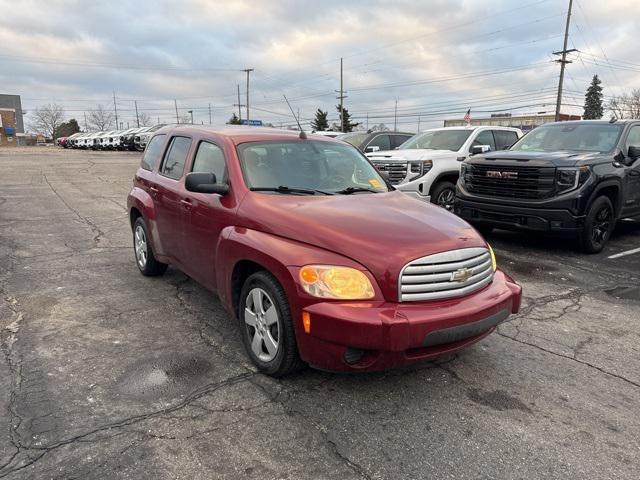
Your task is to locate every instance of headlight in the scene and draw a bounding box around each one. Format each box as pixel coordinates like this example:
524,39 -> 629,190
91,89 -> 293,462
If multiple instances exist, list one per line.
299,265 -> 375,300
409,160 -> 433,181
556,166 -> 590,193
488,245 -> 497,271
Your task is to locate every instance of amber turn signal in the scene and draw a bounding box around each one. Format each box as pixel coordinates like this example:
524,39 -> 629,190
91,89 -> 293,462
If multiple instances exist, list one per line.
302,311 -> 311,334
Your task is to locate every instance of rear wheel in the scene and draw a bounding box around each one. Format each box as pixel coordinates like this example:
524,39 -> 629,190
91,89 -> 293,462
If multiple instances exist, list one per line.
239,271 -> 304,377
579,196 -> 615,253
431,181 -> 457,212
133,217 -> 167,276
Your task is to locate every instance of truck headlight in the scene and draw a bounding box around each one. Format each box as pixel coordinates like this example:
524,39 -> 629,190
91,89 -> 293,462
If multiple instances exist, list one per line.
299,265 -> 375,300
409,160 -> 433,181
556,166 -> 590,193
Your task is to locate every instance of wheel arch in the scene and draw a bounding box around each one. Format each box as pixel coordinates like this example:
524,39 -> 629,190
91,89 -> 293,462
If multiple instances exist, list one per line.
587,180 -> 623,218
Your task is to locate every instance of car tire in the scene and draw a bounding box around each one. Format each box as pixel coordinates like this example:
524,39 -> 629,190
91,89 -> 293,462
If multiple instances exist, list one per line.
239,271 -> 305,377
579,196 -> 615,254
431,181 -> 457,212
133,217 -> 168,276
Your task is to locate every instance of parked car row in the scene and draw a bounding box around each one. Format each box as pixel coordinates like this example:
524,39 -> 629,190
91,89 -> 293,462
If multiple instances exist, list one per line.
59,125 -> 167,151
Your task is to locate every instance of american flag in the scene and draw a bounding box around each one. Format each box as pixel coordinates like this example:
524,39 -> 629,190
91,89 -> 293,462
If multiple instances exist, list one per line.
463,108 -> 471,124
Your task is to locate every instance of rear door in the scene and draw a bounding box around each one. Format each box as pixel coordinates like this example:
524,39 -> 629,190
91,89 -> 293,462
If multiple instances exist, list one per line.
153,135 -> 193,263
180,140 -> 235,290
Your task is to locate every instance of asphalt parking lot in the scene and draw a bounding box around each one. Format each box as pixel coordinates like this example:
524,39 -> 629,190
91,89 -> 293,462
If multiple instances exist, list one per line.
0,147 -> 638,479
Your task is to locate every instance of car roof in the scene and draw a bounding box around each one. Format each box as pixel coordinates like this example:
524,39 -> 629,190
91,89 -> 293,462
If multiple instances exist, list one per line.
543,119 -> 638,126
154,125 -> 342,146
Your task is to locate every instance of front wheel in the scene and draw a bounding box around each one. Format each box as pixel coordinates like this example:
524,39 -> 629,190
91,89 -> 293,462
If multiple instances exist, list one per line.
239,271 -> 304,377
431,181 -> 457,212
579,196 -> 615,254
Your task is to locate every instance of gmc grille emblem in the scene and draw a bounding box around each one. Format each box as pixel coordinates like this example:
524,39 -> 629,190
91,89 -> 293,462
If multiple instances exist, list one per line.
486,171 -> 518,179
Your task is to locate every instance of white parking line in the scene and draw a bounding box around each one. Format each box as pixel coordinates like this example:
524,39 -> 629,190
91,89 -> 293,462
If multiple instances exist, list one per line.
608,247 -> 640,259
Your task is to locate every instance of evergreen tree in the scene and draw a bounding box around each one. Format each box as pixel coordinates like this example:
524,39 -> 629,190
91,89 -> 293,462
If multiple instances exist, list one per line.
311,109 -> 329,131
55,119 -> 81,138
583,75 -> 604,120
336,105 -> 359,132
228,113 -> 242,125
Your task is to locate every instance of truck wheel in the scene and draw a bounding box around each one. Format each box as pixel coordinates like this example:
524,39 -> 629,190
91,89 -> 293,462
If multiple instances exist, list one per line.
133,217 -> 168,276
431,181 -> 457,211
579,196 -> 615,254
239,271 -> 304,377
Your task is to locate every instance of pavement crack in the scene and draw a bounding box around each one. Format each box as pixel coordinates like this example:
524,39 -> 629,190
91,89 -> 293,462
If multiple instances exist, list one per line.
496,330 -> 640,389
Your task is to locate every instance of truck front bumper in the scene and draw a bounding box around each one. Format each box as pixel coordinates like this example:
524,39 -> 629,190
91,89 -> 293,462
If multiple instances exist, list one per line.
455,188 -> 585,233
296,270 -> 521,372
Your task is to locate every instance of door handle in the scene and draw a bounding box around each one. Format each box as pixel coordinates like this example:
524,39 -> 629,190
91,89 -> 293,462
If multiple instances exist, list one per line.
180,199 -> 193,210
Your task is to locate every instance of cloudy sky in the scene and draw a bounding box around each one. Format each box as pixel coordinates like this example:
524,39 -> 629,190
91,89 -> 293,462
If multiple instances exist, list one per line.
1,0 -> 639,132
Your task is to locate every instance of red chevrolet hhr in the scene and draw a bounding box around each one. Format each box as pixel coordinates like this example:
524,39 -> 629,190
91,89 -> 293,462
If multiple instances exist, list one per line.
127,125 -> 522,376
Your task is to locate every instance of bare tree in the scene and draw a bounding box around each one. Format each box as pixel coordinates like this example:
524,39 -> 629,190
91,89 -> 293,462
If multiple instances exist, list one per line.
178,113 -> 192,124
87,104 -> 115,131
29,103 -> 65,141
138,112 -> 153,127
608,89 -> 640,119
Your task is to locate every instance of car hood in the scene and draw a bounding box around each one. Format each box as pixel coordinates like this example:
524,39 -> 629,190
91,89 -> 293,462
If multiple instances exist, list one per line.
367,149 -> 457,162
238,191 -> 485,300
470,150 -> 608,167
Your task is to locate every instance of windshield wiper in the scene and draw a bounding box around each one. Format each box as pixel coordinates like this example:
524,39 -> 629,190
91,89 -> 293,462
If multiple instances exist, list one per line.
250,186 -> 333,195
334,186 -> 380,195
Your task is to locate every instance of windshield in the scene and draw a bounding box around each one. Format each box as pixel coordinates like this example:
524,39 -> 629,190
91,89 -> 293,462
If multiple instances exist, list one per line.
512,123 -> 623,153
337,132 -> 369,147
238,140 -> 389,193
399,130 -> 473,151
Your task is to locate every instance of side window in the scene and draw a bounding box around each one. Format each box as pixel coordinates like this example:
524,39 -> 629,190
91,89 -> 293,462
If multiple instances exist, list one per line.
160,136 -> 192,180
626,126 -> 640,151
192,141 -> 227,183
140,134 -> 166,171
391,135 -> 411,149
494,130 -> 519,150
471,130 -> 496,152
366,134 -> 391,152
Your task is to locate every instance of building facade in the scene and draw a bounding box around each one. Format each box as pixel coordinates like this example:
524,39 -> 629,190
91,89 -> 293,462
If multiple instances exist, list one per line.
444,113 -> 582,131
0,94 -> 24,147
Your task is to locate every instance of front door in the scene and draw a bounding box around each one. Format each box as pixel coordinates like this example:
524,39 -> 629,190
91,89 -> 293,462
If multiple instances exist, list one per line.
622,125 -> 640,216
180,140 -> 235,290
154,135 -> 193,264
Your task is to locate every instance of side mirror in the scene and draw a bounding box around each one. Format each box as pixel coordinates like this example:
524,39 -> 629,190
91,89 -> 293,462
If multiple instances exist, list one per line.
185,172 -> 229,195
365,145 -> 380,153
628,145 -> 640,161
471,145 -> 491,155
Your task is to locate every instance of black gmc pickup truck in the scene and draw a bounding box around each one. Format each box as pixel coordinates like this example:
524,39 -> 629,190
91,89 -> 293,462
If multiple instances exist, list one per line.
455,120 -> 640,253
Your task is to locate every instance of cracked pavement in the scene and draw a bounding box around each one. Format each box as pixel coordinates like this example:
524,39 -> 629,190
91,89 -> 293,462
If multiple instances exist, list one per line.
0,147 -> 639,479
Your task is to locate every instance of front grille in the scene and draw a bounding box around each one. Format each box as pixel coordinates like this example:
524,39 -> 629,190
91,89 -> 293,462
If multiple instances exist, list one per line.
465,164 -> 556,199
371,161 -> 408,185
399,247 -> 494,302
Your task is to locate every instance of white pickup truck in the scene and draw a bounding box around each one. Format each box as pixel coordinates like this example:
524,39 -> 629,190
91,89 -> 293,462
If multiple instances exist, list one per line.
366,126 -> 523,210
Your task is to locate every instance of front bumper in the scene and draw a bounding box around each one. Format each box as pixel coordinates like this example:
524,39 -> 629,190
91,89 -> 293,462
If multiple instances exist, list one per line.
296,270 -> 521,372
455,186 -> 585,233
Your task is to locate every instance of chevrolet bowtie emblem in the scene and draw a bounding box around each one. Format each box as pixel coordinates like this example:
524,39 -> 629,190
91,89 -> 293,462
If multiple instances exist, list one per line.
451,268 -> 473,283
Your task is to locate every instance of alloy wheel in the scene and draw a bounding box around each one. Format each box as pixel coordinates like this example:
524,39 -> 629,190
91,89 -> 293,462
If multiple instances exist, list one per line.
134,225 -> 148,268
437,188 -> 456,211
591,205 -> 612,246
244,288 -> 280,362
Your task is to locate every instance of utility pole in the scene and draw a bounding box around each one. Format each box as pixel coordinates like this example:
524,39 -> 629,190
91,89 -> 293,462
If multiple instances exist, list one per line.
417,116 -> 421,132
394,98 -> 398,131
554,0 -> 575,122
208,103 -> 212,124
242,68 -> 254,122
174,99 -> 179,124
366,112 -> 369,130
134,100 -> 140,127
83,111 -> 88,131
234,84 -> 244,122
335,57 -> 346,132
113,91 -> 118,129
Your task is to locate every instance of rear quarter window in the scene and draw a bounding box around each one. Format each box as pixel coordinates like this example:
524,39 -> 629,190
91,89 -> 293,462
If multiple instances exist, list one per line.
140,134 -> 167,171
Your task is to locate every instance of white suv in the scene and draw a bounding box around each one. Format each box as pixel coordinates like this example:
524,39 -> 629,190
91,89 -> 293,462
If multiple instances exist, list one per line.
366,126 -> 523,210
